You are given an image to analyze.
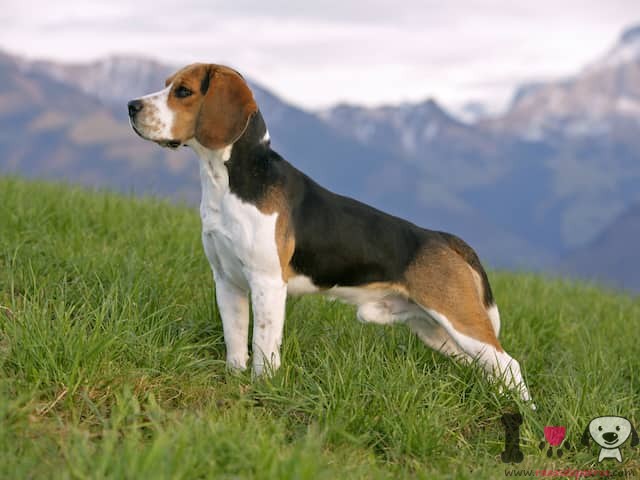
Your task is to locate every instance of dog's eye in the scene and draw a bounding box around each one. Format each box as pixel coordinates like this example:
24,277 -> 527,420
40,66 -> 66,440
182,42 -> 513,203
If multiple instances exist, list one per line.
616,426 -> 621,431
175,86 -> 193,98
598,426 -> 603,431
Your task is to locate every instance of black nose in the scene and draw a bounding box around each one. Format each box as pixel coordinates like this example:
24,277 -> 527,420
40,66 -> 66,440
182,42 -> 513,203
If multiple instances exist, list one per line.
603,432 -> 618,442
128,100 -> 143,117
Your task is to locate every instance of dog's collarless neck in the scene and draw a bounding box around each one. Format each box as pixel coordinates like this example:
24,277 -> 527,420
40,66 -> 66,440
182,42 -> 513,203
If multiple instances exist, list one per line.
191,111 -> 279,216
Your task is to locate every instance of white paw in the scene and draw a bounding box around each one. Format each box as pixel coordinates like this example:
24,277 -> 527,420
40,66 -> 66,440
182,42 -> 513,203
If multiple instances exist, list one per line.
252,351 -> 280,378
226,356 -> 248,372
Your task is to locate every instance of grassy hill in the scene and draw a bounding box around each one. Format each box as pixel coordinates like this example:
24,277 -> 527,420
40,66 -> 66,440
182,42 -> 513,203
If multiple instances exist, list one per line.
1,177 -> 638,479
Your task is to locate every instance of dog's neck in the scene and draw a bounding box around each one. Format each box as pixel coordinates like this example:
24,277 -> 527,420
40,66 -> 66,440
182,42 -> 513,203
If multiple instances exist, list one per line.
188,111 -> 271,211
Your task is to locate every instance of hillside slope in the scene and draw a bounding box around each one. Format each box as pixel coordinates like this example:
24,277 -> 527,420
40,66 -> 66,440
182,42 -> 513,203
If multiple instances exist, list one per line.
1,178 -> 639,479
561,203 -> 640,291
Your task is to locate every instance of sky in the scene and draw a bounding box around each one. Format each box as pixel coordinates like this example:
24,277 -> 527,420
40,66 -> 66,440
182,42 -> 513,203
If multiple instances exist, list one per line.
2,1 -> 640,113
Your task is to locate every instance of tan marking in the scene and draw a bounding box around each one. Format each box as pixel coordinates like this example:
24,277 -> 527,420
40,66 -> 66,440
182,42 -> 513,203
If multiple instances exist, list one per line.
404,244 -> 502,350
360,281 -> 410,297
165,64 -> 207,142
467,264 -> 485,305
257,185 -> 296,282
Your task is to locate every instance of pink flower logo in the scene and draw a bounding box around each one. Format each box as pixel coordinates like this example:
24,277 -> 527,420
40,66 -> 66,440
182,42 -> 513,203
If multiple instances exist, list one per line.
544,426 -> 567,447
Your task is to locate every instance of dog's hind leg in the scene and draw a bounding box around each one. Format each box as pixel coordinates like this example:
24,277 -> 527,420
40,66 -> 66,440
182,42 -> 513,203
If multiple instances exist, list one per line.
405,242 -> 533,405
421,306 -> 531,404
356,295 -> 421,325
355,295 -> 473,361
406,315 -> 473,362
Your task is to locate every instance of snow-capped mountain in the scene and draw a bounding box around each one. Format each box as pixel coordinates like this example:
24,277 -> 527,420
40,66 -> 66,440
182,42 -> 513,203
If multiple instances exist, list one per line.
485,24 -> 640,141
321,99 -> 455,156
22,56 -> 175,108
320,98 -> 544,208
456,101 -> 492,124
588,24 -> 640,71
320,99 -> 508,178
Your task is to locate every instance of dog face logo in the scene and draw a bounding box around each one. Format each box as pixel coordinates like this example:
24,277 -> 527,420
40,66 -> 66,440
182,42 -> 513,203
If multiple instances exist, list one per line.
581,416 -> 638,462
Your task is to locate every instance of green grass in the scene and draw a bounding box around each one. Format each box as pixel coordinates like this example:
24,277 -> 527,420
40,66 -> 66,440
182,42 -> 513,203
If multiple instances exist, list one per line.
1,176 -> 639,479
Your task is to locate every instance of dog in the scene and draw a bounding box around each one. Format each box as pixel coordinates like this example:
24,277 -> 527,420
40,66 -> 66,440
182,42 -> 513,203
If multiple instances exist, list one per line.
127,63 -> 532,404
582,416 -> 638,462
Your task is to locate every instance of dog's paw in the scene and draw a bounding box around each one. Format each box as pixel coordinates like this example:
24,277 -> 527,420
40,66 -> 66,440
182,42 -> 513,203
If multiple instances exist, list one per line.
226,357 -> 248,372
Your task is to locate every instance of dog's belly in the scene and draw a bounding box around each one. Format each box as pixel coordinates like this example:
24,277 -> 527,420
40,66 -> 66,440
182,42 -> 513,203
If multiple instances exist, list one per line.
287,274 -> 399,302
287,275 -> 400,301
201,191 -> 282,289
288,274 -> 422,325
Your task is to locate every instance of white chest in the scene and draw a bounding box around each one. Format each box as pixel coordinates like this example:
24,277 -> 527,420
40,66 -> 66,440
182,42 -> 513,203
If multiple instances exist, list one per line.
196,146 -> 281,288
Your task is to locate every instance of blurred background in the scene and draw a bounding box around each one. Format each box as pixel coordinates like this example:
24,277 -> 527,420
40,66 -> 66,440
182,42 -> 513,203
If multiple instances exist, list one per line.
1,1 -> 640,291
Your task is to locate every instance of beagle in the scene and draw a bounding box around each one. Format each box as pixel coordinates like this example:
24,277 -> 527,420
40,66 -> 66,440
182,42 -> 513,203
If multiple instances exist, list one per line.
127,63 -> 532,404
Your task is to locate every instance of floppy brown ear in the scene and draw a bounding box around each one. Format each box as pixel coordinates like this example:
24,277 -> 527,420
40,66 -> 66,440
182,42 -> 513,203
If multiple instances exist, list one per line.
631,423 -> 639,447
195,67 -> 257,149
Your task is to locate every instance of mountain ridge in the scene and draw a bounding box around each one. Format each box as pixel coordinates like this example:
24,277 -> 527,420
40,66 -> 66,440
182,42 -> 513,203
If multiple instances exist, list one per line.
2,23 -> 640,289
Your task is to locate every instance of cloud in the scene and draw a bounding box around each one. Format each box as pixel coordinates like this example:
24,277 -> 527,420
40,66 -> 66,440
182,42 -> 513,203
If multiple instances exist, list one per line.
2,0 -> 640,111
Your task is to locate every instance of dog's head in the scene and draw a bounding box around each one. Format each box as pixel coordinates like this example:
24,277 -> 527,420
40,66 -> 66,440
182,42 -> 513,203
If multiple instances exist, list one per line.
127,63 -> 257,150
581,416 -> 638,449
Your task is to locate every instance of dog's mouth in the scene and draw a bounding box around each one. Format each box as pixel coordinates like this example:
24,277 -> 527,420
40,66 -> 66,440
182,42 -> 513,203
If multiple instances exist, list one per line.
130,121 -> 182,149
604,439 -> 619,446
157,139 -> 182,149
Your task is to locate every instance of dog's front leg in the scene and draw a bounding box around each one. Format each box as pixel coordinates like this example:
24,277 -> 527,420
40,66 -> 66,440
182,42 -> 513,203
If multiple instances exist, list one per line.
214,272 -> 250,371
249,274 -> 287,377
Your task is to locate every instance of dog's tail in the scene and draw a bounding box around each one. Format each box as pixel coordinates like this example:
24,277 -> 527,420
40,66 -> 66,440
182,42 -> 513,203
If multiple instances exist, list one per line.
438,231 -> 500,336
